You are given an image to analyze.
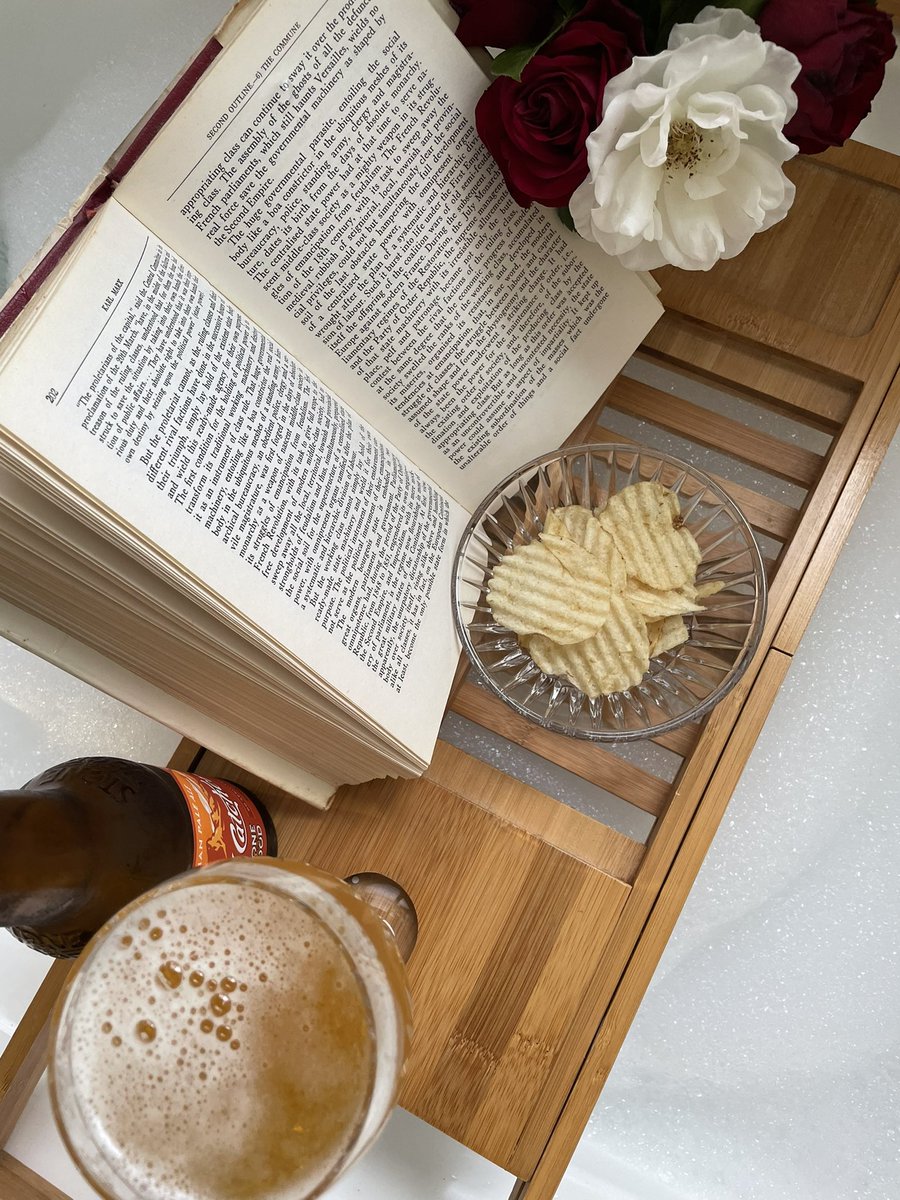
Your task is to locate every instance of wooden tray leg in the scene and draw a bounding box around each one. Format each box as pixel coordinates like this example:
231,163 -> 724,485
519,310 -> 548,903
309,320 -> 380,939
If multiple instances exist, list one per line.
0,959 -> 72,1148
0,1151 -> 73,1200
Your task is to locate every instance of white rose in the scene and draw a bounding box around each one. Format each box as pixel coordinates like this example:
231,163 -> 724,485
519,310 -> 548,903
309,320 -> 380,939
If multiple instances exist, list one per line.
569,7 -> 801,271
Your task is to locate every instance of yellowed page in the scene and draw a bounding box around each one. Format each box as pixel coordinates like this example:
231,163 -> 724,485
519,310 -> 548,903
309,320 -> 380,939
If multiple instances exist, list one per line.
0,201 -> 465,767
116,0 -> 662,510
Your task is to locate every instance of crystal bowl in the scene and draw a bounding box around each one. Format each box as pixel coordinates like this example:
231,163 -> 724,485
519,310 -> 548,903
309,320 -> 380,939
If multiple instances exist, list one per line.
452,444 -> 767,741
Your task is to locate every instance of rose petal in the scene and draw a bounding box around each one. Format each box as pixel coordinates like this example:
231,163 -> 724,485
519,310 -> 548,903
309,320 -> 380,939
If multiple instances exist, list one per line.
613,153 -> 664,237
685,172 -> 726,199
759,0 -> 894,152
669,7 -> 760,47
454,0 -> 556,50
660,182 -> 726,268
470,0 -> 645,207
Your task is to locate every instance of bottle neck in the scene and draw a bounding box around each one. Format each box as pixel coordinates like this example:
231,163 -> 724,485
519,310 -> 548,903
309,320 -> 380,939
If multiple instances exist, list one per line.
0,786 -> 89,928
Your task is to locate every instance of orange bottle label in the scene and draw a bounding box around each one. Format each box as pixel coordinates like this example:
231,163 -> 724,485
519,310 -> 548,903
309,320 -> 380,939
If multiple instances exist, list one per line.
166,770 -> 269,867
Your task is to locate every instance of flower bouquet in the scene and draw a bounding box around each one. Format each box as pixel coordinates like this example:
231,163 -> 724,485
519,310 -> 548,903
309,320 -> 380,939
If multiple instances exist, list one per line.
453,0 -> 895,270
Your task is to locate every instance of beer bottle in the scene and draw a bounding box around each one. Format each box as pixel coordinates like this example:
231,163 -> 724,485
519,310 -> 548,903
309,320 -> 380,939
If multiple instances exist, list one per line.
0,757 -> 277,958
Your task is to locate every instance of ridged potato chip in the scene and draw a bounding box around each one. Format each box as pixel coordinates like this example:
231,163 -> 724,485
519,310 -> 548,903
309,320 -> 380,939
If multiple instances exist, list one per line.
625,578 -> 702,619
492,482 -> 712,697
597,481 -> 701,590
647,615 -> 689,657
488,534 -> 611,644
598,528 -> 627,594
543,505 -> 595,543
525,592 -> 649,697
696,579 -> 726,598
544,505 -> 626,590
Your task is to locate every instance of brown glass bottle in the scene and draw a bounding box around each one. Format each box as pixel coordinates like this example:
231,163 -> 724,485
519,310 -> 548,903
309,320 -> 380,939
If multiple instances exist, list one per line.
0,757 -> 277,958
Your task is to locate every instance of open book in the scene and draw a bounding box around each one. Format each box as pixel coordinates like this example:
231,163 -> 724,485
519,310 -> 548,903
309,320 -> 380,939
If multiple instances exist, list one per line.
0,0 -> 661,807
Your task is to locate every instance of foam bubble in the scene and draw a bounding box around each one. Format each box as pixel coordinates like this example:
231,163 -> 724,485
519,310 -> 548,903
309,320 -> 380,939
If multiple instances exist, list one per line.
158,962 -> 182,990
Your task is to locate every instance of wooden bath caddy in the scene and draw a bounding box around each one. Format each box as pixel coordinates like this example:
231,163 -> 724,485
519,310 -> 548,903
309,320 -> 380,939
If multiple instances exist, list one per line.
2,137 -> 900,1200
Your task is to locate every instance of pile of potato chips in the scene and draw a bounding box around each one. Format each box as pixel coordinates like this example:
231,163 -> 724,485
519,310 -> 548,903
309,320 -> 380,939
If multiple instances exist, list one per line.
487,481 -> 721,698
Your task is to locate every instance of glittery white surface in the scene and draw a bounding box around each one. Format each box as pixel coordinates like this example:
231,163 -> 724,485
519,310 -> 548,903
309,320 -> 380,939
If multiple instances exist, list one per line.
0,642 -> 181,789
0,0 -> 238,288
0,4 -> 898,1197
563,428 -> 900,1200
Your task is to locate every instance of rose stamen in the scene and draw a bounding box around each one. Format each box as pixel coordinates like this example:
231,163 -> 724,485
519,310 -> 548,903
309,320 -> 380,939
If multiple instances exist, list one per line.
665,118 -> 703,177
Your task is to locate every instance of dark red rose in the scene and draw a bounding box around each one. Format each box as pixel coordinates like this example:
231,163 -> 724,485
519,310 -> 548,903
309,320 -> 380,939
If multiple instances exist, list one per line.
452,0 -> 559,49
475,0 -> 645,208
759,0 -> 896,154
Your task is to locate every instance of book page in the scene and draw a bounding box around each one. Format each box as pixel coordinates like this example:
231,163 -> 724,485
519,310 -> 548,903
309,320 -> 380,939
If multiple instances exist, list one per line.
0,201 -> 465,764
116,0 -> 662,510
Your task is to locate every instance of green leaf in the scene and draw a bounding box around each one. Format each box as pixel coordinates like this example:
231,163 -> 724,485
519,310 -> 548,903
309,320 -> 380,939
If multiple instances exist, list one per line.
489,1 -> 585,81
557,205 -> 576,232
491,43 -> 542,81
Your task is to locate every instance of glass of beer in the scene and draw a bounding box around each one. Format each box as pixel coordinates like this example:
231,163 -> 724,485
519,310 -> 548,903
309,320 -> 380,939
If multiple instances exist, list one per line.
49,858 -> 413,1200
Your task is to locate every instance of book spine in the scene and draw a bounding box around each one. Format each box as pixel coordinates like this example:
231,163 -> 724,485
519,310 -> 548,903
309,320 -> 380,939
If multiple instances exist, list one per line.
109,39 -> 224,185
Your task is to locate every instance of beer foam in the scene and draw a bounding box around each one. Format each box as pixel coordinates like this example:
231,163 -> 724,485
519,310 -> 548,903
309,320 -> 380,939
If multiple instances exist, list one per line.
52,866 -> 403,1200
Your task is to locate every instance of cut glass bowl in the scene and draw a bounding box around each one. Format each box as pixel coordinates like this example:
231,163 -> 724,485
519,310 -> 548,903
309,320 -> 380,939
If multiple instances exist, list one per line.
452,445 -> 768,742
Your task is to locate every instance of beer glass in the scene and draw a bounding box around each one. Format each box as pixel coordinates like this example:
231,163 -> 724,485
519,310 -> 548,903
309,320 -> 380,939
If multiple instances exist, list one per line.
49,859 -> 413,1200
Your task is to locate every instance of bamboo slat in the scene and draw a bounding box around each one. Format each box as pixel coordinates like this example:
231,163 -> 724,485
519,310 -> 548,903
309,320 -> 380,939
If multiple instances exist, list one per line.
776,365 -> 900,653
605,375 -> 824,486
648,721 -> 700,758
167,739 -> 203,772
449,682 -> 672,817
425,742 -> 646,883
818,134 -> 900,187
640,311 -> 856,431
